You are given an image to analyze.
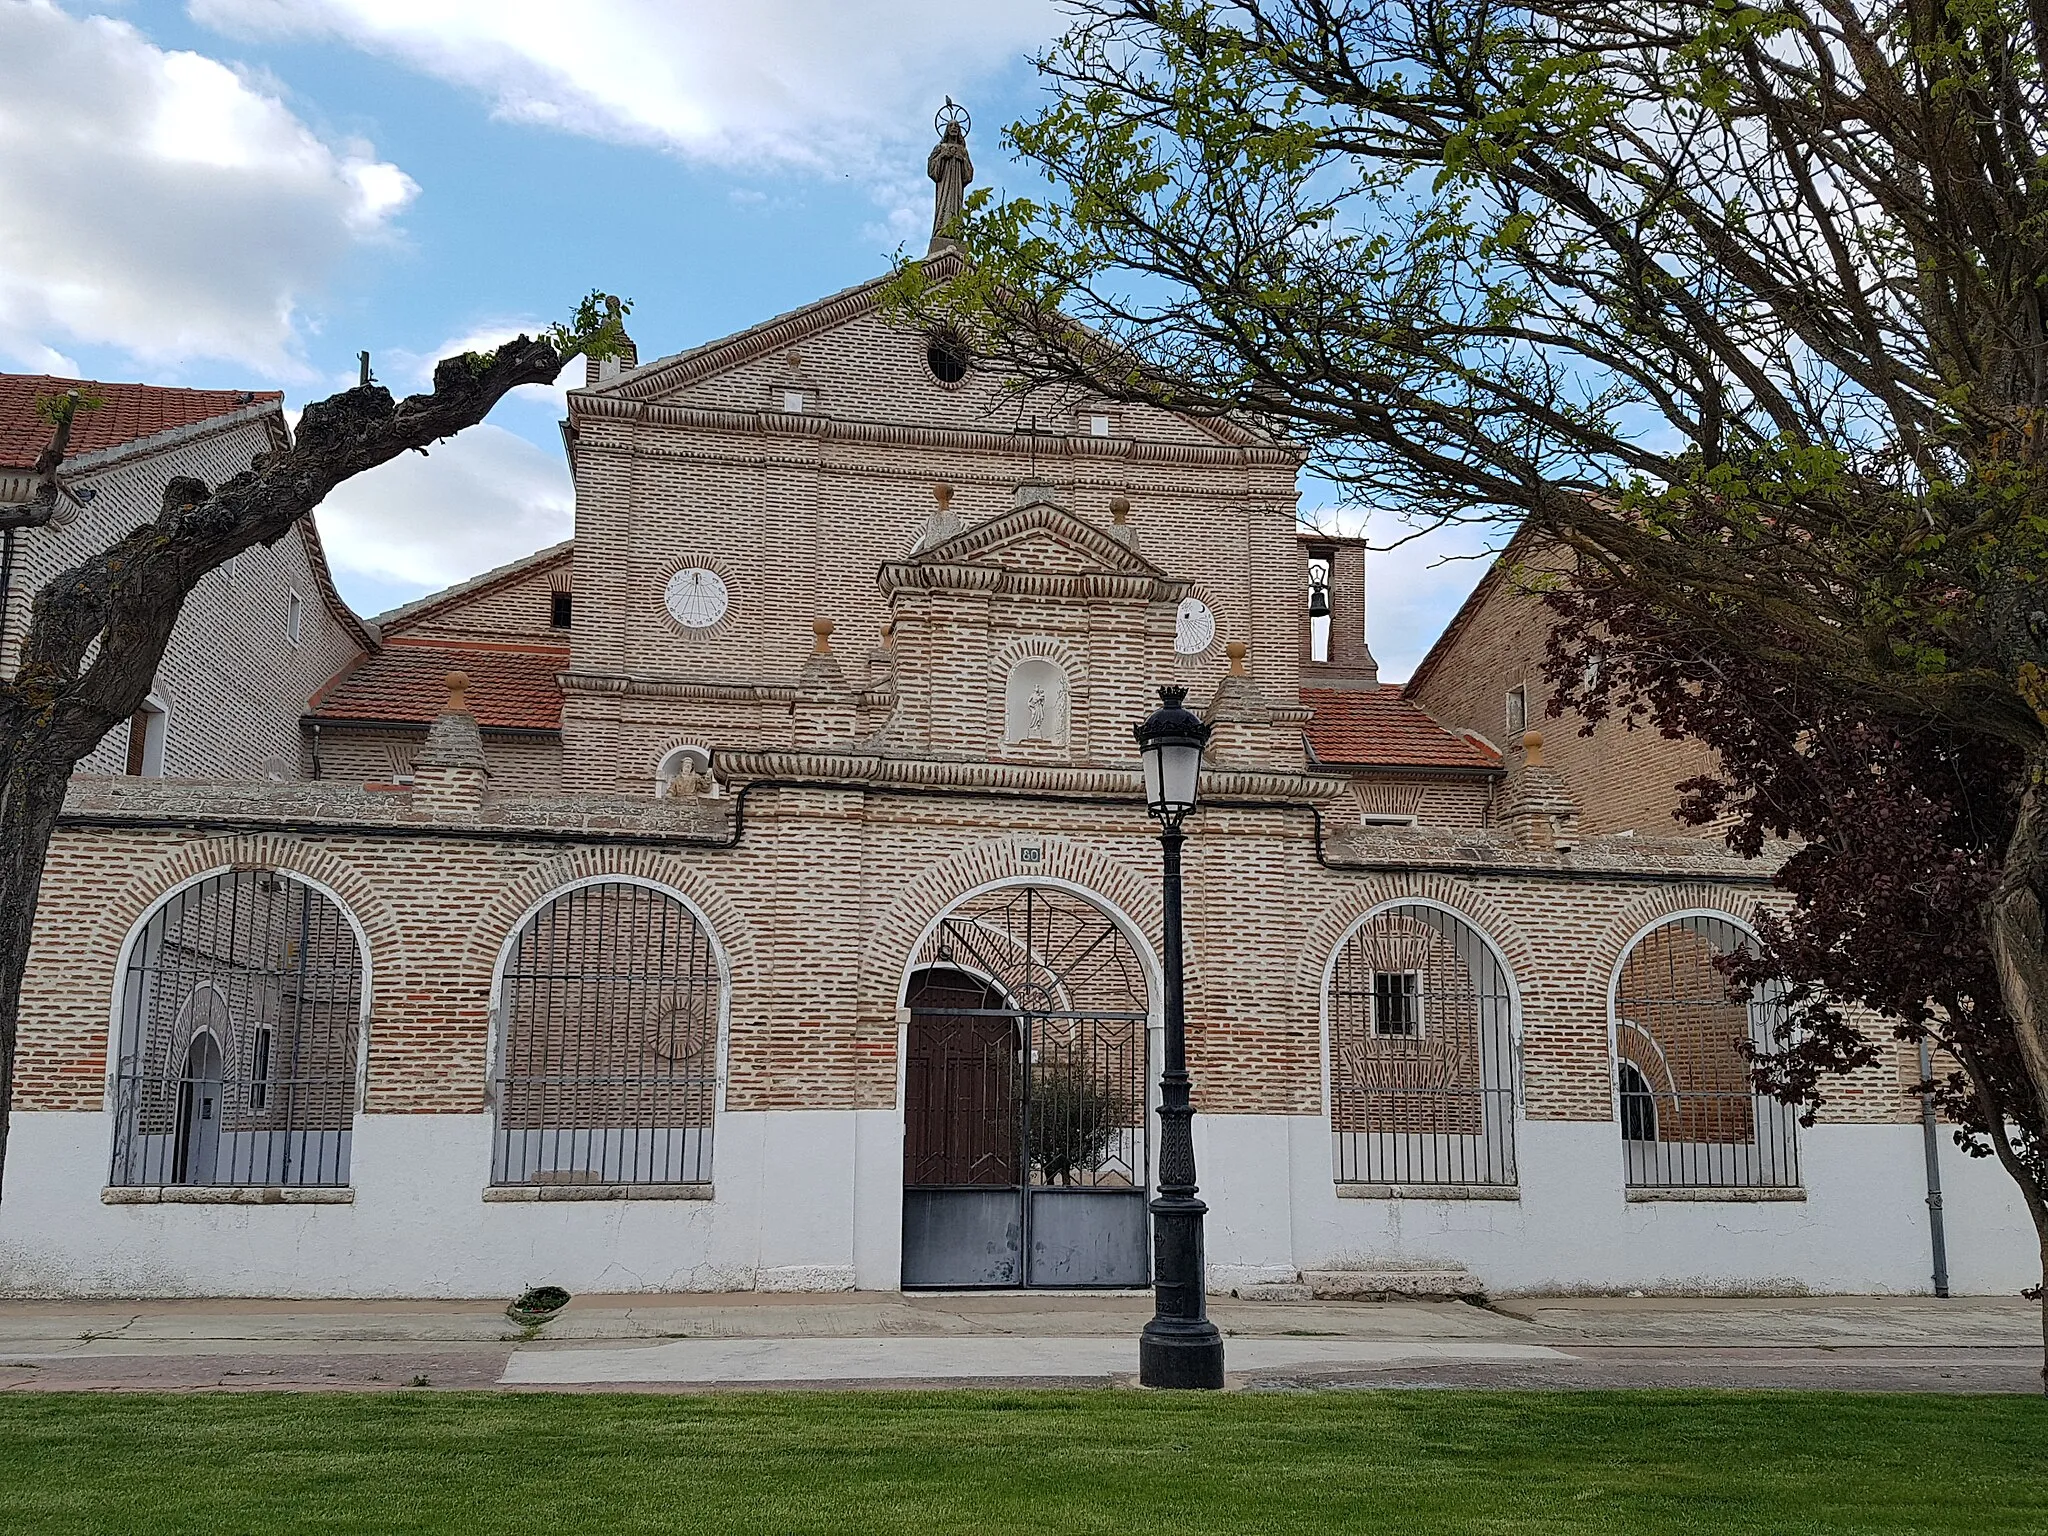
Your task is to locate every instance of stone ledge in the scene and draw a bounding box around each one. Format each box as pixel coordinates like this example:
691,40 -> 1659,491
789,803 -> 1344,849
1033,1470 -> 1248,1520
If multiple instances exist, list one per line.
1626,1186 -> 1806,1203
1336,1182 -> 1521,1202
482,1183 -> 713,1202
102,1186 -> 353,1205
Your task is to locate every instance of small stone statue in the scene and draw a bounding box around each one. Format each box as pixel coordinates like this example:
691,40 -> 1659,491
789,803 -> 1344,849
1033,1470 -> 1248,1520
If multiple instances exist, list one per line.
664,760 -> 712,800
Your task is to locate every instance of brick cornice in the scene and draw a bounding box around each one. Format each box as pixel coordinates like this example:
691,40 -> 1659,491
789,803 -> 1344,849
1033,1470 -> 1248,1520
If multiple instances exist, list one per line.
569,398 -> 1302,469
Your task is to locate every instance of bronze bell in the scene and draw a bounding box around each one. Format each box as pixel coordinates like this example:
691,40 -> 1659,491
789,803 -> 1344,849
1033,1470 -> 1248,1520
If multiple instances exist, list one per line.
1307,571 -> 1332,618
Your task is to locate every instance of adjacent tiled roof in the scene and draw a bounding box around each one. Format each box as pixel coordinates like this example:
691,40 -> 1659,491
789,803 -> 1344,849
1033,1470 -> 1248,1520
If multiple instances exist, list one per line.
0,374 -> 280,469
307,642 -> 567,731
369,540 -> 573,636
1300,686 -> 1501,770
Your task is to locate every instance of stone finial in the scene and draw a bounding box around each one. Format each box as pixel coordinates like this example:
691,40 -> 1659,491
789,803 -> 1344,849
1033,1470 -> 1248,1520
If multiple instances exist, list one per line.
1502,729 -> 1577,850
412,668 -> 490,813
928,98 -> 975,254
1227,641 -> 1248,676
1106,494 -> 1141,552
910,483 -> 965,554
813,617 -> 835,655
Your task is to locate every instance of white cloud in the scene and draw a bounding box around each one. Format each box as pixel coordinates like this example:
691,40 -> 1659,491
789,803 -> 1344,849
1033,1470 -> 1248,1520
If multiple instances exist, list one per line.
192,0 -> 1057,174
382,322 -> 577,408
0,1 -> 415,377
313,423 -> 570,598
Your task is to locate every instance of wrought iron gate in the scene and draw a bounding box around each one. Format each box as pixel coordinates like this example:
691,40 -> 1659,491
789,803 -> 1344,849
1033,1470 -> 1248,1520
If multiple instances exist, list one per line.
901,886 -> 1152,1288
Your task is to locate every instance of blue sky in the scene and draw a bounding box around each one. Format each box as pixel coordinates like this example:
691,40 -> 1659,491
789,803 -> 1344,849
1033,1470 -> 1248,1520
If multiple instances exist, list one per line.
1,0 -> 1489,675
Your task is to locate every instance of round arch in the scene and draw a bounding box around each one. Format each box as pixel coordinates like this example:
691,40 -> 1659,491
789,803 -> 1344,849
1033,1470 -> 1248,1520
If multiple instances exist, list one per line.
894,875 -> 1161,1025
485,874 -> 731,1188
106,865 -> 370,1188
1317,895 -> 1522,1188
1604,907 -> 1798,1190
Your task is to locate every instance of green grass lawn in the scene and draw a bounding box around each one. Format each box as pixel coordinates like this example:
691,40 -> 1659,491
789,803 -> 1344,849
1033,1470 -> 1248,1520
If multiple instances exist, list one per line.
0,1390 -> 2040,1534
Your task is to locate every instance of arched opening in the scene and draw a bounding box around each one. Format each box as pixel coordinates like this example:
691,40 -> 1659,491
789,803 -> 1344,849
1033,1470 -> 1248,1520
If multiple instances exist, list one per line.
900,884 -> 1152,1289
111,869 -> 365,1188
1616,1061 -> 1659,1143
1612,913 -> 1798,1189
492,880 -> 723,1187
1326,901 -> 1519,1187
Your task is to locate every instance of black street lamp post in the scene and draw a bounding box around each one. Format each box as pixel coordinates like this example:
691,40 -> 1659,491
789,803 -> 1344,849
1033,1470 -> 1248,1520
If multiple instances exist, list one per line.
1133,685 -> 1225,1389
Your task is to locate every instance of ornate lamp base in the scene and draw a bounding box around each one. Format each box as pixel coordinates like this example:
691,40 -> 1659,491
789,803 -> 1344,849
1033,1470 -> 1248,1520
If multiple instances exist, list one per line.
1139,1315 -> 1226,1389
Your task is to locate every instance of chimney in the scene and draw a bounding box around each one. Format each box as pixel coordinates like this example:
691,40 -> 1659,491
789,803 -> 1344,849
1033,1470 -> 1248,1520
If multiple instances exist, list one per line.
412,671 -> 490,813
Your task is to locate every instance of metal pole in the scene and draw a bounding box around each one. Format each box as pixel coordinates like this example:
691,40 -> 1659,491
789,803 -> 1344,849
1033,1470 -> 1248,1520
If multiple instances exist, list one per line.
1140,821 -> 1225,1388
1918,1038 -> 1951,1298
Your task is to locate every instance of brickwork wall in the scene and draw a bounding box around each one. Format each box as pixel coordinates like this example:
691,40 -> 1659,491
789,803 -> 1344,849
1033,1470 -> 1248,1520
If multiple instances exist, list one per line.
3,415 -> 365,781
1404,546 -> 1717,837
16,793 -> 1915,1144
311,727 -> 564,792
563,298 -> 1301,795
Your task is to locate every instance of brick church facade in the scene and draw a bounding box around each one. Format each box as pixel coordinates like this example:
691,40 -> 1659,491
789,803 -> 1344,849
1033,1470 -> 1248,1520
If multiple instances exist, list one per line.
0,117 -> 2030,1299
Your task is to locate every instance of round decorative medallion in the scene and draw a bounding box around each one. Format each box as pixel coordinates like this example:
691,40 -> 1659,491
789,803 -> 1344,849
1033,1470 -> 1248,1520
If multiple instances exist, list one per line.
664,567 -> 730,629
1174,597 -> 1217,656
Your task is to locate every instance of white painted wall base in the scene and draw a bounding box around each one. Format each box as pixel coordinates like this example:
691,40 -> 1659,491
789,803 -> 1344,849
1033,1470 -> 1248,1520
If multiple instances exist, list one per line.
0,1109 -> 2032,1298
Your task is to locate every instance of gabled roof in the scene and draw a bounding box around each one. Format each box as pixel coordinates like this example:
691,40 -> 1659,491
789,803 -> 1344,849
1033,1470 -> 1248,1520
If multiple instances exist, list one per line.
1301,685 -> 1502,771
0,374 -> 281,470
570,252 -> 1274,452
903,494 -> 1166,578
306,641 -> 567,731
1403,522 -> 1551,695
369,540 -> 573,636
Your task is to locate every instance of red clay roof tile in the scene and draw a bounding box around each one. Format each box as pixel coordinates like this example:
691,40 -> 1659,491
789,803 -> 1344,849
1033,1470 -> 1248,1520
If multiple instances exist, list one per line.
308,643 -> 565,731
1300,686 -> 1500,770
0,374 -> 279,470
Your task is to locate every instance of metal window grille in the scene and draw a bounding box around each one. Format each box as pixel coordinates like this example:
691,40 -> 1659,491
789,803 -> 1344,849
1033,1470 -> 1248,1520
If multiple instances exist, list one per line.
1614,914 -> 1799,1190
1371,971 -> 1422,1037
110,870 -> 363,1188
1330,904 -> 1518,1186
491,882 -> 721,1187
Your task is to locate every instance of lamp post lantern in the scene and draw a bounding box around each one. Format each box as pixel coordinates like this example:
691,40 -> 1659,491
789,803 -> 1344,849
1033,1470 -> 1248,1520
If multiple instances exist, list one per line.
1133,685 -> 1225,1389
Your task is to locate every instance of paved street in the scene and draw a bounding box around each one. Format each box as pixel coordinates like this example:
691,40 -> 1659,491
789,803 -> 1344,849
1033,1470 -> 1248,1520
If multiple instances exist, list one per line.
0,1291 -> 2035,1393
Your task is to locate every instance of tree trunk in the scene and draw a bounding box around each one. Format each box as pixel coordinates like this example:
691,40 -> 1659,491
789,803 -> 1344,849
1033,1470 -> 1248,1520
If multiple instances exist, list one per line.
0,747 -> 79,1200
1988,755 -> 2048,1392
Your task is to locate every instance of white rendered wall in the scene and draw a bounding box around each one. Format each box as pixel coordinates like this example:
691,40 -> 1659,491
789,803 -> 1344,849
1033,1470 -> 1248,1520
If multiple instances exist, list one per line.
0,1110 -> 897,1300
1196,1115 -> 2039,1297
0,1109 -> 2031,1298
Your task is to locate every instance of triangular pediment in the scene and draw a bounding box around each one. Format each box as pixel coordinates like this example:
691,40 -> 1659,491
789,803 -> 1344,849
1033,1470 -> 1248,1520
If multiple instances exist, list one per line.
909,498 -> 1165,577
568,251 -> 1272,452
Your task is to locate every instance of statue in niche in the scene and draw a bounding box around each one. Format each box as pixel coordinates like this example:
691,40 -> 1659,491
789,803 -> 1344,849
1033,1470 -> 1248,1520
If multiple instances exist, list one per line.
1006,658 -> 1069,748
659,749 -> 715,800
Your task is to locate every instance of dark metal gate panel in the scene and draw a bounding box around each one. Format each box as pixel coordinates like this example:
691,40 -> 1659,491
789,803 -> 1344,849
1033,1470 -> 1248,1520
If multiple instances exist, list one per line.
902,1189 -> 1023,1287
901,887 -> 1152,1290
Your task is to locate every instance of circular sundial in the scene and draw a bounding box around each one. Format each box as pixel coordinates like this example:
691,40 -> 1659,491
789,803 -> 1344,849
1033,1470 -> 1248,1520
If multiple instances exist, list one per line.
664,567 -> 730,629
1174,597 -> 1217,656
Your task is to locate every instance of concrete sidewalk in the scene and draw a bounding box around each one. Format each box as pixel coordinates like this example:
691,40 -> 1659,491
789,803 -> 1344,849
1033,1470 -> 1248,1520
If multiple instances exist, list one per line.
0,1292 -> 2036,1393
